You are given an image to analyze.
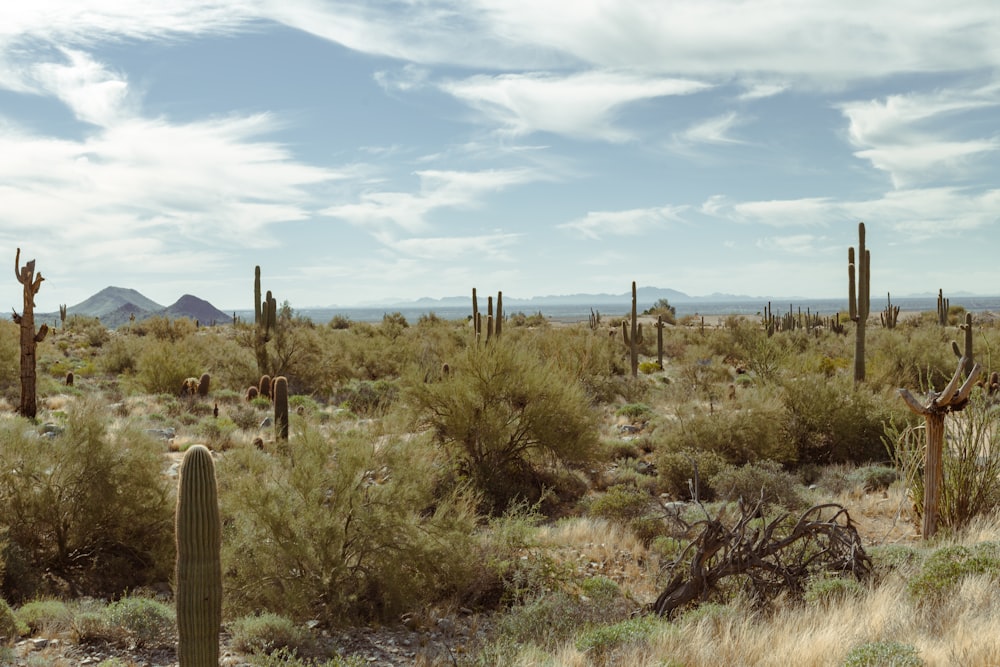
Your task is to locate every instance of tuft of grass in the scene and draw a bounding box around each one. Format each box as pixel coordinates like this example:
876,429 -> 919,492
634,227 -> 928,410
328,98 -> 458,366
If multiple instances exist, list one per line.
842,640 -> 924,666
228,613 -> 314,656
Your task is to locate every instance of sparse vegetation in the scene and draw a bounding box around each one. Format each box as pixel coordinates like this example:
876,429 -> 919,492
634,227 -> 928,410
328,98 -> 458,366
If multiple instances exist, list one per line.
3,301 -> 1000,664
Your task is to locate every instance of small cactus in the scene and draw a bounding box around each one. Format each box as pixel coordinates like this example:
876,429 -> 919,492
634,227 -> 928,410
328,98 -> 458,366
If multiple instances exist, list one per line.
258,374 -> 272,400
198,373 -> 210,397
175,445 -> 222,667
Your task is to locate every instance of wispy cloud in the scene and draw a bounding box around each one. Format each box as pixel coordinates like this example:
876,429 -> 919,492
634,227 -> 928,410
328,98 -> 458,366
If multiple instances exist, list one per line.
392,232 -> 521,260
755,234 -> 828,255
439,70 -> 711,141
558,205 -> 687,239
322,168 -> 540,235
839,85 -> 1000,187
676,111 -> 748,146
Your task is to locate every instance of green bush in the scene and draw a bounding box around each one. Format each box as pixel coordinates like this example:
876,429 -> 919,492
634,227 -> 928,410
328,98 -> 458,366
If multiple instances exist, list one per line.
655,447 -> 727,501
135,339 -> 204,395
220,427 -> 481,625
587,485 -> 664,545
229,613 -> 314,656
14,598 -> 73,634
850,465 -> 898,492
408,340 -> 600,514
781,374 -> 897,464
907,542 -> 1000,604
842,640 -> 923,666
709,460 -> 810,511
573,615 -> 662,662
333,379 -> 399,415
803,576 -> 864,606
0,597 -> 28,645
616,403 -> 652,419
102,596 -> 175,649
0,400 -> 173,600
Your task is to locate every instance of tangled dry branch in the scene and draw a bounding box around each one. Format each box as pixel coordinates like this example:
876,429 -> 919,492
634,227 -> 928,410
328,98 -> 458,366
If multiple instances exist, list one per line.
650,499 -> 871,617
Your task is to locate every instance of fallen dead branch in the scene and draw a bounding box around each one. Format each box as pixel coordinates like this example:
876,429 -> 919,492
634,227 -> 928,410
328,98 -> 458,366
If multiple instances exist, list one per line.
650,498 -> 871,617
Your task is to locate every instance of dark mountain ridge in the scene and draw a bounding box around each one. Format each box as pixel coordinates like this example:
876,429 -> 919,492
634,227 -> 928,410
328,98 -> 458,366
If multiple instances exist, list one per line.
40,286 -> 229,329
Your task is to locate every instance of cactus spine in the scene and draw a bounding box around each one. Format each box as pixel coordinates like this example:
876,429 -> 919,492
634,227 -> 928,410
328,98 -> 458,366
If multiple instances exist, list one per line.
274,376 -> 289,441
848,222 -> 870,383
13,248 -> 48,419
175,445 -> 222,667
253,266 -> 277,377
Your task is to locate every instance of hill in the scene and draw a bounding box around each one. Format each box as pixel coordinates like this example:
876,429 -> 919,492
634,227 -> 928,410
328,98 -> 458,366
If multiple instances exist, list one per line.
41,286 -> 229,328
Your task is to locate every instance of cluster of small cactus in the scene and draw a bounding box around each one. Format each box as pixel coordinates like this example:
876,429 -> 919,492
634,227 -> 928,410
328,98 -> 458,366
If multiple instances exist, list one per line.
848,222 -> 871,383
762,302 -> 826,335
880,292 -> 900,329
588,308 -> 602,331
175,444 -> 222,666
471,288 -> 503,343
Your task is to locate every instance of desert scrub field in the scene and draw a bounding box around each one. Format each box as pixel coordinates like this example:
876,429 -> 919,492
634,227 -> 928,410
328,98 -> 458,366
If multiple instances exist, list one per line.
2,306 -> 1000,665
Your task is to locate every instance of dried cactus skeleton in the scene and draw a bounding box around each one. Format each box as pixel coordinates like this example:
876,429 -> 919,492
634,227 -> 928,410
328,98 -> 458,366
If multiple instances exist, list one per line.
12,248 -> 48,419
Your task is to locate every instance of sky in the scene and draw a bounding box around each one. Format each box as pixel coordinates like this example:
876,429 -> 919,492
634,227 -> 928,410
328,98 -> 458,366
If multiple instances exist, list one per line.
1,1 -> 999,312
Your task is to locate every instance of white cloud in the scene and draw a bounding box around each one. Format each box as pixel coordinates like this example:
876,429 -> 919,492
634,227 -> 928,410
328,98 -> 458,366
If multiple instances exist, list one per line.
322,168 -> 540,234
676,112 -> 748,145
840,86 -> 1000,187
439,70 -> 711,141
392,233 -> 521,260
559,205 -> 687,239
755,234 -> 828,255
30,49 -> 132,126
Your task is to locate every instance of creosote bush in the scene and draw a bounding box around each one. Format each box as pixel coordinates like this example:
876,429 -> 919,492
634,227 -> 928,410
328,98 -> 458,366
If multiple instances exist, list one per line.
0,399 -> 173,601
409,339 -> 600,514
219,426 -> 481,625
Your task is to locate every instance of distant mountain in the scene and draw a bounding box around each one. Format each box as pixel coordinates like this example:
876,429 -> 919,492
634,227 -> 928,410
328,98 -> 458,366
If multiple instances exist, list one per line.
341,286 -> 763,310
41,286 -> 229,329
162,295 -> 229,326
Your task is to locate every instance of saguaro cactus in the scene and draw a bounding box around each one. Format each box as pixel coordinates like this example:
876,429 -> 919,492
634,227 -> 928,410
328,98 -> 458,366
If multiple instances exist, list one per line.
880,292 -> 899,329
900,356 -> 981,538
274,376 -> 289,441
253,266 -> 277,377
621,281 -> 642,377
848,223 -> 870,383
937,289 -> 950,326
13,248 -> 48,419
655,315 -> 666,370
175,444 -> 222,666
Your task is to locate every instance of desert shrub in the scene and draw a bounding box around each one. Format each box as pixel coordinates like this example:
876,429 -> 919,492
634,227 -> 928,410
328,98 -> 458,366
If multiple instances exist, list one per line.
520,325 -> 622,404
868,325 -> 955,390
781,374 -> 898,464
604,458 -> 659,494
0,321 -> 19,395
98,336 -> 140,375
101,596 -> 175,649
803,576 -> 864,606
134,339 -> 204,395
887,392 -> 1000,530
133,315 -> 197,341
246,647 -> 362,667
587,485 -> 664,545
709,460 -> 810,511
616,403 -> 652,420
408,340 -> 600,514
14,598 -> 73,634
638,361 -> 661,374
657,396 -> 793,468
655,447 -> 728,501
867,545 -> 924,578
842,640 -> 923,666
573,615 -> 662,663
488,578 -> 634,653
229,613 -> 314,656
726,319 -> 787,382
64,315 -> 109,347
0,597 -> 27,645
196,416 -> 238,449
906,542 -> 1000,605
328,314 -> 352,330
229,403 -> 263,431
0,400 -> 173,600
850,464 -> 898,492
333,379 -> 398,415
220,428 -> 481,625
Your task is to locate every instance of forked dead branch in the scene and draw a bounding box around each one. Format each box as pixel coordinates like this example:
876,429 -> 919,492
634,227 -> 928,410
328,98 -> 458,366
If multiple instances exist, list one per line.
650,499 -> 871,617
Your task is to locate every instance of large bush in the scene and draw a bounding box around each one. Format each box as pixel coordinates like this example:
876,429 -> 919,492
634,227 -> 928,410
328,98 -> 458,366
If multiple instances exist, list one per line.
219,427 -> 481,625
408,340 -> 600,513
0,400 -> 173,600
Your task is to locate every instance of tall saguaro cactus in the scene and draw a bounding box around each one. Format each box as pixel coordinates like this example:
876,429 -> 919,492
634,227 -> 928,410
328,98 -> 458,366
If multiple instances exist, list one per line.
253,266 -> 276,377
13,248 -> 48,419
848,223 -> 870,383
175,445 -> 222,666
621,281 -> 641,377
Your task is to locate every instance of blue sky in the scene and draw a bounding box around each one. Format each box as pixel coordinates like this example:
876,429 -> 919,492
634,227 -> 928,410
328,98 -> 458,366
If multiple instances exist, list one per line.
2,1 -> 998,311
